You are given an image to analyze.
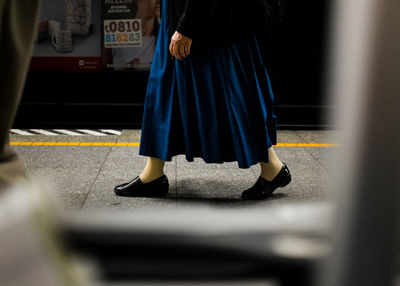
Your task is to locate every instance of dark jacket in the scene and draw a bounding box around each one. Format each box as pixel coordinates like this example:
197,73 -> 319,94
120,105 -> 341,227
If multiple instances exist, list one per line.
166,0 -> 284,53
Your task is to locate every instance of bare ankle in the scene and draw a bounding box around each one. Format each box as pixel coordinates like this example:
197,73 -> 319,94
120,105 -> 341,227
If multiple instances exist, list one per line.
260,160 -> 284,181
139,171 -> 164,183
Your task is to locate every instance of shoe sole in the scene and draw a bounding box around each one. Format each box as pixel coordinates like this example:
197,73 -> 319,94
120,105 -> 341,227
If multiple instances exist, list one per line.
115,191 -> 169,198
115,185 -> 169,197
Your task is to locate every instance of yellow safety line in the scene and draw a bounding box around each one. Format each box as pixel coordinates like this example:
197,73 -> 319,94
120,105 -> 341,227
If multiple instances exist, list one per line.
9,142 -> 339,147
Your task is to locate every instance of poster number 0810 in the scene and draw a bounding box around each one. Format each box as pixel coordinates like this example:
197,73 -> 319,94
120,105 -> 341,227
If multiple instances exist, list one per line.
104,19 -> 142,48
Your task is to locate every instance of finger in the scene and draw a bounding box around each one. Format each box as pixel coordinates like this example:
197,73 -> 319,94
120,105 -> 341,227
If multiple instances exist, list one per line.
179,44 -> 187,58
169,41 -> 174,57
173,43 -> 182,60
185,42 -> 191,57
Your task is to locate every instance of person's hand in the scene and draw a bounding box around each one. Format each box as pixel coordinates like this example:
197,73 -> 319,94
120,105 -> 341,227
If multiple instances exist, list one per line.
169,31 -> 192,60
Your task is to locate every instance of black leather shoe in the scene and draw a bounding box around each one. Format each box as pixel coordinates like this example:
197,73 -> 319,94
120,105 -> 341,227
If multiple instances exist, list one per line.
241,163 -> 292,200
114,174 -> 169,197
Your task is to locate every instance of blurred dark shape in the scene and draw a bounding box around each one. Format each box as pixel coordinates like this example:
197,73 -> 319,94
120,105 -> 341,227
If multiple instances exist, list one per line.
63,204 -> 334,285
0,0 -> 40,190
314,0 -> 400,285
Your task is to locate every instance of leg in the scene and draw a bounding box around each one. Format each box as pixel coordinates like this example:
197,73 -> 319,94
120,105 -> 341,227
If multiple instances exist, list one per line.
241,146 -> 290,200
259,146 -> 284,181
0,0 -> 41,191
139,156 -> 166,183
0,134 -> 27,190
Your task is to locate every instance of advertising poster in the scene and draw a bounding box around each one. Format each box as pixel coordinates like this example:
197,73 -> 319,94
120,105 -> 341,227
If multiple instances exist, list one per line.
101,0 -> 161,71
30,0 -> 102,72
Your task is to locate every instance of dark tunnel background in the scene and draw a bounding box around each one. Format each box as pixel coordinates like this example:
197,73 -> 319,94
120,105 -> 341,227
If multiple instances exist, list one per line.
15,0 -> 331,130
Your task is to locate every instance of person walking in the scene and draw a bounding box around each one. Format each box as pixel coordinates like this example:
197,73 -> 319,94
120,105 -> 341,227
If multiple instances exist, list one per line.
114,0 -> 292,200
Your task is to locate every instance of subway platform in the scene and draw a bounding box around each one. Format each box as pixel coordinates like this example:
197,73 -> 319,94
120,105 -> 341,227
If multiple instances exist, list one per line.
9,129 -> 338,211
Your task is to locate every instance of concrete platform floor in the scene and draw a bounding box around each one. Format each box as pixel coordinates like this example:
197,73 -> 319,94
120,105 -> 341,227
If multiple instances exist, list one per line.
9,130 -> 338,211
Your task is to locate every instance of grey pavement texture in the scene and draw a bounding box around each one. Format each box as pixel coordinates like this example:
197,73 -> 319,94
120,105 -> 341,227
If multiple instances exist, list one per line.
10,130 -> 338,211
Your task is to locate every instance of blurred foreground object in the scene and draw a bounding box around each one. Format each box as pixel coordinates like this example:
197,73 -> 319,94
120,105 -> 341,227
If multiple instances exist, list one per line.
0,180 -> 90,286
0,0 -> 40,191
64,203 -> 334,285
0,179 -> 336,285
315,0 -> 400,285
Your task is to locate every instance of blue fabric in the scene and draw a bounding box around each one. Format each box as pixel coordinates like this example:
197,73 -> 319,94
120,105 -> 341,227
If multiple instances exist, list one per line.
138,0 -> 278,169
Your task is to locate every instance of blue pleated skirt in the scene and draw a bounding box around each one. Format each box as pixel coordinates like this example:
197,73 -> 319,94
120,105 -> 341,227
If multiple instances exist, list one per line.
138,0 -> 278,169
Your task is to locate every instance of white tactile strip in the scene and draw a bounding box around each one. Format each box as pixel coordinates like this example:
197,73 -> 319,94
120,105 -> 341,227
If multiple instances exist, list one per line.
10,129 -> 122,136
